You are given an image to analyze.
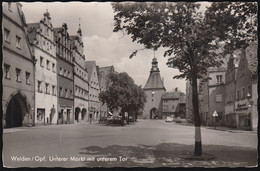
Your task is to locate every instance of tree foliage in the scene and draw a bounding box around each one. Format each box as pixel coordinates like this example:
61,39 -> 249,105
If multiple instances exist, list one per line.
99,72 -> 147,116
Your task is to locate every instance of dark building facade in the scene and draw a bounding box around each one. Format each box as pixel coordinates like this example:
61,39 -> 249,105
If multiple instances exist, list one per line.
2,2 -> 35,128
54,23 -> 74,124
142,57 -> 166,119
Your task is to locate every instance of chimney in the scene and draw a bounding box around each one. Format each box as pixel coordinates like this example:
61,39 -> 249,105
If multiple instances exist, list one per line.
175,87 -> 178,92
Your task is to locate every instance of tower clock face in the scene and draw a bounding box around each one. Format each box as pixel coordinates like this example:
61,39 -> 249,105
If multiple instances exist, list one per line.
153,67 -> 157,71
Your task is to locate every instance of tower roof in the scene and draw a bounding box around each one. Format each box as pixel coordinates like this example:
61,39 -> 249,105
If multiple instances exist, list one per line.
143,57 -> 165,90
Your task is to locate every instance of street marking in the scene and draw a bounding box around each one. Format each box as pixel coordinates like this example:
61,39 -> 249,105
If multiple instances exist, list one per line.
60,131 -> 62,142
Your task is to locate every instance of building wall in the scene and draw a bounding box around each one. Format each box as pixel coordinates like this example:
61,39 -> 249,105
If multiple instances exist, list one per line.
234,46 -> 258,130
142,89 -> 165,119
88,63 -> 101,121
2,2 -> 35,127
72,32 -> 89,123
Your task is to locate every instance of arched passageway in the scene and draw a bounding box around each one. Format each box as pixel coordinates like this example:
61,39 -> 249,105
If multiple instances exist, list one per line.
75,107 -> 81,122
150,108 -> 158,119
82,108 -> 87,120
6,93 -> 29,128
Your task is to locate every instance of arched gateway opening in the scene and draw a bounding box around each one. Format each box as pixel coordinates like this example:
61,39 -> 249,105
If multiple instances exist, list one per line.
6,93 -> 29,128
75,107 -> 81,122
150,108 -> 158,119
82,108 -> 87,120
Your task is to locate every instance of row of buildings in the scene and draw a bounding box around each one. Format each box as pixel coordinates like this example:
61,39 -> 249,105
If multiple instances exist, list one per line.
186,43 -> 258,131
2,2 -> 115,128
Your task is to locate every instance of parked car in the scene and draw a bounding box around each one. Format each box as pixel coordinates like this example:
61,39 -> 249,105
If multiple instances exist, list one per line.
175,117 -> 182,123
106,115 -> 125,126
165,116 -> 174,122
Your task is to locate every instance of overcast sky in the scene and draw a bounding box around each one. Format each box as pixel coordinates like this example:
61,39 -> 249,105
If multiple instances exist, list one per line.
21,2 -> 209,93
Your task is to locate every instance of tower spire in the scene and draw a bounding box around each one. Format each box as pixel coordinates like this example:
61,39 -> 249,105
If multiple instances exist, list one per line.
77,17 -> 82,36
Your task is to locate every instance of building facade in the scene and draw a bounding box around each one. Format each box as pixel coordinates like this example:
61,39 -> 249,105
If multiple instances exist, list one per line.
97,66 -> 115,120
27,11 -> 58,126
233,43 -> 258,131
2,2 -> 35,128
224,49 -> 241,127
71,25 -> 89,123
54,23 -> 74,124
142,57 -> 166,119
85,61 -> 101,122
162,88 -> 186,119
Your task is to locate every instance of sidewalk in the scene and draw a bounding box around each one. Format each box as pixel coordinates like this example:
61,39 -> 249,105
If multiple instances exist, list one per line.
177,121 -> 257,134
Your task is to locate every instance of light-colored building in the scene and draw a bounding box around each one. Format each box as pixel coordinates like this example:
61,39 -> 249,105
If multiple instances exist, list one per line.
27,11 -> 57,126
2,2 -> 35,128
97,66 -> 115,120
54,23 -> 74,124
85,61 -> 101,122
162,88 -> 186,119
142,57 -> 166,119
71,25 -> 89,123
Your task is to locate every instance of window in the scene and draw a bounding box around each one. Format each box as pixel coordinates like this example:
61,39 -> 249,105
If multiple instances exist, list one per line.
25,72 -> 30,84
40,56 -> 44,67
216,75 -> 223,84
16,36 -> 21,49
45,83 -> 49,94
68,70 -> 71,78
4,28 -> 10,42
60,67 -> 63,75
47,42 -> 49,50
8,2 -> 12,11
242,87 -> 246,99
46,60 -> 50,70
37,81 -> 42,92
16,68 -> 21,82
64,69 -> 67,77
59,87 -> 62,97
52,63 -> 55,72
52,85 -> 56,95
70,90 -> 73,98
216,94 -> 222,102
248,85 -> 252,97
65,89 -> 68,98
236,90 -> 240,100
4,64 -> 11,79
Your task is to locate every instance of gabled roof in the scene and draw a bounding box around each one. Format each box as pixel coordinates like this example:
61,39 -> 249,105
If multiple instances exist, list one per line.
85,61 -> 96,80
27,23 -> 40,44
143,72 -> 165,90
162,92 -> 185,100
245,42 -> 258,77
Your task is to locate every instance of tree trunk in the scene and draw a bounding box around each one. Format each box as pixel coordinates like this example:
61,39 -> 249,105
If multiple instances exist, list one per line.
192,76 -> 202,156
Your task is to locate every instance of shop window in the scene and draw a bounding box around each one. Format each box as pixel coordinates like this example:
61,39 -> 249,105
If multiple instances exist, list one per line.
25,72 -> 30,84
15,68 -> 21,82
4,64 -> 11,79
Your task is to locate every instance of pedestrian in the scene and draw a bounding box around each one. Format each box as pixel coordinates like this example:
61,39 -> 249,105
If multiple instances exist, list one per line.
50,105 -> 56,125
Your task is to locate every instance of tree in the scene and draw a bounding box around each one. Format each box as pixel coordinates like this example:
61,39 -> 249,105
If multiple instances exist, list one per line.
112,2 -> 257,156
99,72 -> 147,122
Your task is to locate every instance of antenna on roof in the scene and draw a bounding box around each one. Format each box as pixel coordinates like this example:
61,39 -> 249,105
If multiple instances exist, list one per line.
79,17 -> 81,27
